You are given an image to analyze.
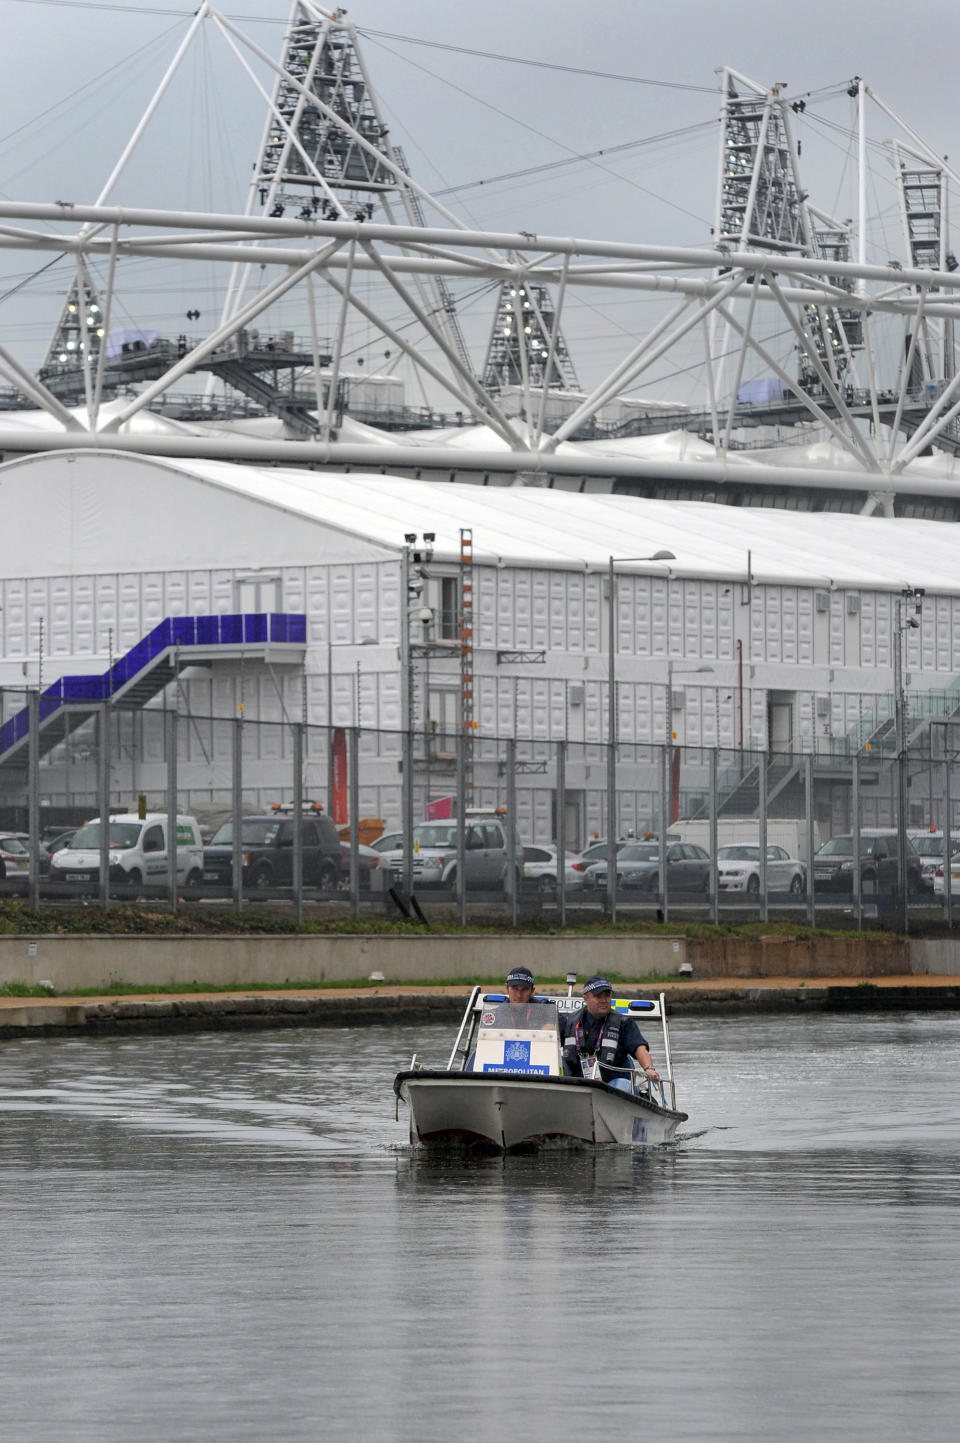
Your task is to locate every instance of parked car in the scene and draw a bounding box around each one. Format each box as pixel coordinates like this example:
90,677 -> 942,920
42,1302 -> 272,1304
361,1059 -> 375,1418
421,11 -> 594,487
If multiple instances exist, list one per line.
933,854 -> 960,896
368,830 -> 403,853
43,828 -> 77,856
716,844 -> 806,895
9,832 -> 54,878
0,833 -> 31,887
908,830 -> 956,891
586,840 -> 710,894
383,814 -> 518,893
201,812 -> 342,891
521,844 -> 580,897
812,830 -> 924,895
47,814 -> 204,892
337,841 -> 383,891
570,839 -> 628,880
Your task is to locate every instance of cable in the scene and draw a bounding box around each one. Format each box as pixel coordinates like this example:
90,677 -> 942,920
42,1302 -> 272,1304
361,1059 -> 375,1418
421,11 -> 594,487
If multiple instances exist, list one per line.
357,28 -> 719,95
434,122 -> 717,199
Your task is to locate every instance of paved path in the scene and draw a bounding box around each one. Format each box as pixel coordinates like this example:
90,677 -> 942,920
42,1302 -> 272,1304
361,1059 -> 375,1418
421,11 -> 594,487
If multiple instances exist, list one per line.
1,974 -> 959,1039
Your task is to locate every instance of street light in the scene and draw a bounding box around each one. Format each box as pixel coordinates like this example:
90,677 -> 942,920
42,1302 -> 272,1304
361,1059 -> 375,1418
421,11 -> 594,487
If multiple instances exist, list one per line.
607,549 -> 675,920
400,532 -> 436,897
894,585 -> 924,933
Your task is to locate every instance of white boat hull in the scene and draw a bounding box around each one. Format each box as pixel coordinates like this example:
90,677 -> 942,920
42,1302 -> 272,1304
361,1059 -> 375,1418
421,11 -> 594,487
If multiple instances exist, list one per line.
395,1071 -> 686,1151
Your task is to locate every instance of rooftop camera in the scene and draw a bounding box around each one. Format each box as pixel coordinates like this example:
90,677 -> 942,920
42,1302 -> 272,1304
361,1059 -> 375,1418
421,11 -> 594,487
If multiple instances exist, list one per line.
404,532 -> 417,545
423,532 -> 436,543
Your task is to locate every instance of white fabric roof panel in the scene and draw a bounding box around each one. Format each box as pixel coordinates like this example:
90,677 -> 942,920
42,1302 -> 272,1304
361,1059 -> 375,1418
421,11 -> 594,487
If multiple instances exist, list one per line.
0,448 -> 957,593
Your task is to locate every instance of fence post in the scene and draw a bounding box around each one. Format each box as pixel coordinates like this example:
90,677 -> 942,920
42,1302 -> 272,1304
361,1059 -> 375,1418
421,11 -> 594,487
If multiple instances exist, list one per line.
606,726 -> 617,922
349,726 -> 360,918
166,709 -> 178,914
805,754 -> 816,928
232,715 -> 244,916
402,725 -> 414,900
456,731 -> 467,926
506,737 -> 517,927
659,743 -> 670,922
709,747 -> 718,925
98,702 -> 110,911
758,749 -> 768,921
852,753 -> 862,931
945,756 -> 953,929
556,741 -> 566,927
27,692 -> 40,911
293,721 -> 304,924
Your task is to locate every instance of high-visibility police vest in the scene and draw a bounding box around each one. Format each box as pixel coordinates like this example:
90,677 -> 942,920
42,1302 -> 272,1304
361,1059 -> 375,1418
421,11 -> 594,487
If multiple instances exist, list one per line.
563,1008 -> 624,1076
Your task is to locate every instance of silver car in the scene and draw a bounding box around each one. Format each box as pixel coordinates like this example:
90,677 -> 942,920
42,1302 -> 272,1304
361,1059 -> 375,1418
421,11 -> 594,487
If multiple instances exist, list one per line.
716,844 -> 806,895
383,818 -> 517,892
586,840 -> 710,894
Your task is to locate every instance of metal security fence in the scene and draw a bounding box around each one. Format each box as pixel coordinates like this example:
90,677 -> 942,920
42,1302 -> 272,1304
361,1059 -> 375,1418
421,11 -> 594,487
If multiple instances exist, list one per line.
2,702 -> 960,932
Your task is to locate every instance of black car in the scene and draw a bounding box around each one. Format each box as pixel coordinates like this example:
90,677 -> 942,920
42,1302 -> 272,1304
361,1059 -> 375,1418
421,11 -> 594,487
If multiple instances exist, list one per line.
812,830 -> 924,895
201,813 -> 341,891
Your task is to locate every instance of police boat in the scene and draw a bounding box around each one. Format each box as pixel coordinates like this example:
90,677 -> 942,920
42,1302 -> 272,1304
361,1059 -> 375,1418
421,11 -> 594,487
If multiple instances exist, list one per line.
393,986 -> 686,1151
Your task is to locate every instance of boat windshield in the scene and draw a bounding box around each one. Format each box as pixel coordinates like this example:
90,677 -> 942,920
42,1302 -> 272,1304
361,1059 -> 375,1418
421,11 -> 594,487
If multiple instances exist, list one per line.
484,999 -> 558,1031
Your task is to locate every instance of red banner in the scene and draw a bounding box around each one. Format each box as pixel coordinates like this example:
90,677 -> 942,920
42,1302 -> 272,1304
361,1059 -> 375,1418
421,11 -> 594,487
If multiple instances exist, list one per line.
332,728 -> 348,826
427,795 -> 454,820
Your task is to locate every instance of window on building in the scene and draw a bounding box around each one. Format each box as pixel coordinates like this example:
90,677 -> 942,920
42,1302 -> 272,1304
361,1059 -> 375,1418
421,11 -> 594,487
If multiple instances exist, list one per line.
439,577 -> 459,640
235,575 -> 281,614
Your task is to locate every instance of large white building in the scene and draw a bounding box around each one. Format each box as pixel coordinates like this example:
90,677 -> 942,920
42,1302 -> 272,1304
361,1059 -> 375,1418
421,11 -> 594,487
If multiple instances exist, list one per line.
0,448 -> 955,842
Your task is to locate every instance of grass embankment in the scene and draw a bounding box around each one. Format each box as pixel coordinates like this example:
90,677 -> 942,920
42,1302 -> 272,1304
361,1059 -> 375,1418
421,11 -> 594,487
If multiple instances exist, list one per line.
0,898 -> 899,1001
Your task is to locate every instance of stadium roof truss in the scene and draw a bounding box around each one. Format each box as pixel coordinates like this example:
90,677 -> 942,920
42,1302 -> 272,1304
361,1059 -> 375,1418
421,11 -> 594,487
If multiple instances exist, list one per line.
1,15 -> 960,511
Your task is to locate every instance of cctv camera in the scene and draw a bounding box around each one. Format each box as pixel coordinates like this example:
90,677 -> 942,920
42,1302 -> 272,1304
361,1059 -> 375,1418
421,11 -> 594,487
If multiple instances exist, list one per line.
423,532 -> 436,543
404,532 -> 417,544
907,616 -> 920,629
418,606 -> 433,623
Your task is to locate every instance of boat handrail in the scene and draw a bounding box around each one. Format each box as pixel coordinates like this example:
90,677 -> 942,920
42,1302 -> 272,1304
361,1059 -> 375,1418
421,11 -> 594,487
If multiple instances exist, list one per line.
447,984 -> 483,1070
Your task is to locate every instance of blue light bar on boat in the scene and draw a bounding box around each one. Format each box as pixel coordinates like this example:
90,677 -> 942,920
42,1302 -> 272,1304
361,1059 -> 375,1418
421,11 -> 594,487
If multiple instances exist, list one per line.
482,994 -> 553,1003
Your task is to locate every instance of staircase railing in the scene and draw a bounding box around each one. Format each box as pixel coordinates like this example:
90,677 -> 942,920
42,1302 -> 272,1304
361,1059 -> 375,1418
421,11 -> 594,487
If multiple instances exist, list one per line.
0,612 -> 306,759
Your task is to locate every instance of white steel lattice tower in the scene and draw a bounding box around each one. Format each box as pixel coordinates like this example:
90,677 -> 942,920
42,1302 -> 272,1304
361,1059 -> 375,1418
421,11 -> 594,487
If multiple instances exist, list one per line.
481,281 -> 579,396
715,69 -> 860,385
892,142 -> 957,382
243,1 -> 471,373
38,260 -> 106,403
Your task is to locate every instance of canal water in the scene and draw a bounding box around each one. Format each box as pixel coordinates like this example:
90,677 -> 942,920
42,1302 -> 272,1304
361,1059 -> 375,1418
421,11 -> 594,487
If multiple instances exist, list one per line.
1,1010 -> 959,1443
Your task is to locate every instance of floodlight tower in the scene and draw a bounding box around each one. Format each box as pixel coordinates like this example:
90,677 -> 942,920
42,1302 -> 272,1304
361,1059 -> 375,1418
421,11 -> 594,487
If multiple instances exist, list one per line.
37,260 -> 106,406
480,281 -> 580,397
892,141 -> 956,382
714,69 -> 860,392
231,1 -> 472,377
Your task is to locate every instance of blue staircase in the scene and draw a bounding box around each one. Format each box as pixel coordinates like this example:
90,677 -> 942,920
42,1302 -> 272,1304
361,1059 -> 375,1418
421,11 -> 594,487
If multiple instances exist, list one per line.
0,612 -> 306,769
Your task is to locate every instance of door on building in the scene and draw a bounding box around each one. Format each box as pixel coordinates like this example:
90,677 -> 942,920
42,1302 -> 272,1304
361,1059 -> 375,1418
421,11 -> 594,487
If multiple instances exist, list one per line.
553,792 -> 583,850
769,700 -> 794,753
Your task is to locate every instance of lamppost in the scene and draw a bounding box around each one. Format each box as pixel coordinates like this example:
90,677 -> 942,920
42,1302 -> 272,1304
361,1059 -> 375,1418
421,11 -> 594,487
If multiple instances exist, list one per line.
400,531 -> 436,898
607,549 -> 675,920
895,585 -> 924,933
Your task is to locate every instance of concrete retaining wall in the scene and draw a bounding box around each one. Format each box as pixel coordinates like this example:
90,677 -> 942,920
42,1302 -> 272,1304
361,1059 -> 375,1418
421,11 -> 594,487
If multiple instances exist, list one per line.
908,939 -> 960,975
0,930 -> 922,993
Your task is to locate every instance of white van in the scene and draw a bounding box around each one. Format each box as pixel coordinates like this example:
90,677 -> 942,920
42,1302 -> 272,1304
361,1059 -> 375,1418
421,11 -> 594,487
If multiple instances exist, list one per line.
47,813 -> 204,892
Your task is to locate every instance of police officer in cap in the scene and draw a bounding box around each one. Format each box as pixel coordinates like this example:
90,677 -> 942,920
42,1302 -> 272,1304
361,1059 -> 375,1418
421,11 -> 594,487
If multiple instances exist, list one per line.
500,966 -> 545,1026
561,976 -> 660,1090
